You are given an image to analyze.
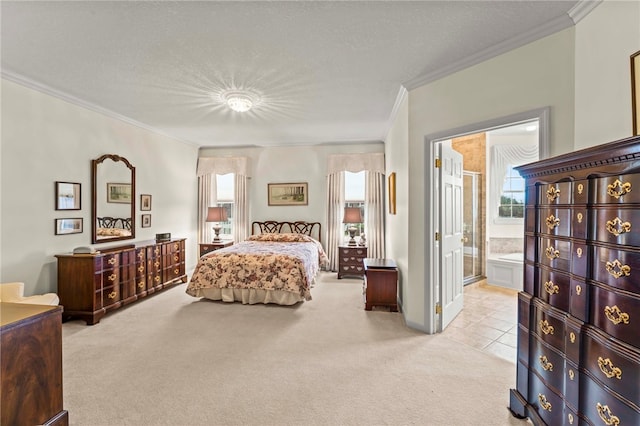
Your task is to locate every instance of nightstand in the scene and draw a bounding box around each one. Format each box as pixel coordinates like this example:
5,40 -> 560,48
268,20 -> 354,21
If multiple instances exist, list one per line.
363,258 -> 398,312
337,245 -> 367,279
199,241 -> 233,257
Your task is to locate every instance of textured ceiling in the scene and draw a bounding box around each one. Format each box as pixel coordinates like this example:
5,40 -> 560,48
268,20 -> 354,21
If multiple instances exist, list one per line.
1,1 -> 590,147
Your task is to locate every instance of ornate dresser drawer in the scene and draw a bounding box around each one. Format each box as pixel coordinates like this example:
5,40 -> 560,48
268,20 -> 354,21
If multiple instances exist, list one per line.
593,174 -> 640,204
530,336 -> 565,396
583,327 -> 640,406
338,245 -> 367,279
537,267 -> 570,312
580,371 -> 640,426
593,207 -> 640,247
532,300 -> 566,352
528,371 -> 566,426
592,246 -> 640,293
590,283 -> 639,348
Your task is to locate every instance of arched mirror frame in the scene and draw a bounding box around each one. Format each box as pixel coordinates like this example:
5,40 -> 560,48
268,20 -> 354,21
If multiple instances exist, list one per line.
91,154 -> 136,244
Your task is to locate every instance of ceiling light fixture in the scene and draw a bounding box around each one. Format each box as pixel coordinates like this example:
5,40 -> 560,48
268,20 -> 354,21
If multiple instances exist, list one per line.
221,90 -> 259,113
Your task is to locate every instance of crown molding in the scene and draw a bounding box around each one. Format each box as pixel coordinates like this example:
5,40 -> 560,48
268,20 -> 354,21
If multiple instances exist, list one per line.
1,70 -> 198,148
383,86 -> 408,142
404,12 -> 577,90
568,0 -> 602,24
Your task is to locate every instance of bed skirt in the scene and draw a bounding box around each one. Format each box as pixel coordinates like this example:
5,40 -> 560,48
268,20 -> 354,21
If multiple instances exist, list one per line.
193,287 -> 306,305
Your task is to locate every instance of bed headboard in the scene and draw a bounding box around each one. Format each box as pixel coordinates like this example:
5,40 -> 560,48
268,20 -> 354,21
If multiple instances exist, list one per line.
97,217 -> 132,230
251,221 -> 322,243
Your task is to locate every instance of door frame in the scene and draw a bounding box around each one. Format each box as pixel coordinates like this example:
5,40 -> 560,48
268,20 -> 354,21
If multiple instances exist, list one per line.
423,107 -> 550,333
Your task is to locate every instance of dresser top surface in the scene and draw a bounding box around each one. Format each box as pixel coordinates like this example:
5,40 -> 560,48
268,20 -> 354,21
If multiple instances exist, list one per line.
363,258 -> 397,269
0,302 -> 61,328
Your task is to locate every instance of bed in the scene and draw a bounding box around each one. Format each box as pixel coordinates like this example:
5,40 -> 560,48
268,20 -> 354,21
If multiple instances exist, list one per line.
186,221 -> 328,306
96,216 -> 132,238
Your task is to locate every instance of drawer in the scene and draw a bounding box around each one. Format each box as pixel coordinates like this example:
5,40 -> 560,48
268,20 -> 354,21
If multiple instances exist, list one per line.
528,371 -> 565,426
590,283 -> 639,348
539,181 -> 572,205
135,277 -> 147,294
531,336 -> 565,396
593,207 -> 640,247
341,264 -> 364,274
569,278 -> 588,323
564,317 -> 583,367
525,235 -> 537,263
524,262 -> 535,295
102,284 -> 120,306
564,359 -> 579,411
518,292 -> 532,328
573,179 -> 588,205
537,267 -> 570,312
580,371 -> 640,426
540,208 -> 572,237
340,247 -> 367,257
592,245 -> 640,293
532,300 -> 566,352
593,173 -> 640,204
538,238 -> 587,277
101,253 -> 119,269
583,327 -> 640,406
102,268 -> 119,286
148,273 -> 162,288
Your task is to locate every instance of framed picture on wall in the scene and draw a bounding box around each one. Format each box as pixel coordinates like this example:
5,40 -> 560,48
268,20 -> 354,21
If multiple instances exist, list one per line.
267,182 -> 308,206
140,194 -> 152,211
55,218 -> 83,235
107,183 -> 132,203
388,172 -> 396,215
632,50 -> 640,136
55,181 -> 81,210
141,214 -> 151,228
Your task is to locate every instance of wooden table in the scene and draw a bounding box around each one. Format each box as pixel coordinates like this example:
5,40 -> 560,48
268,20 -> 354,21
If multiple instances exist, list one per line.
363,258 -> 398,312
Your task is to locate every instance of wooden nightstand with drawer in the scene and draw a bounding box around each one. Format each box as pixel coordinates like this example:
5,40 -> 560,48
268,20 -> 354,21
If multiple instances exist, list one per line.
363,258 -> 398,312
338,245 -> 367,279
199,241 -> 233,257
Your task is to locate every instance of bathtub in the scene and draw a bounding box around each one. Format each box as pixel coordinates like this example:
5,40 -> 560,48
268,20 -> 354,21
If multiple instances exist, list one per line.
486,253 -> 523,290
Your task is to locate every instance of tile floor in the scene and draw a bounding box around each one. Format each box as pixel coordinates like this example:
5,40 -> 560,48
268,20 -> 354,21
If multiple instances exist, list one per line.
442,280 -> 519,364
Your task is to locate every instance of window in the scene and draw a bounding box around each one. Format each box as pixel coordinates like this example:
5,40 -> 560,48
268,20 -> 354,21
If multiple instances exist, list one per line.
498,166 -> 524,219
345,171 -> 365,236
216,173 -> 234,237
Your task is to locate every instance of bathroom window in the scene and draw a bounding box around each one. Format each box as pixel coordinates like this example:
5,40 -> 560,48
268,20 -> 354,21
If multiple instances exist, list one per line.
498,166 -> 525,218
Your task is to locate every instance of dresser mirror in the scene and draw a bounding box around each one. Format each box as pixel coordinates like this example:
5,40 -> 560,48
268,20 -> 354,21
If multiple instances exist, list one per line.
91,154 -> 136,244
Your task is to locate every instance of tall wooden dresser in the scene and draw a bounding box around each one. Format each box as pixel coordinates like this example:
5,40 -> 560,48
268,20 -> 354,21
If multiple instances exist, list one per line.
509,136 -> 640,425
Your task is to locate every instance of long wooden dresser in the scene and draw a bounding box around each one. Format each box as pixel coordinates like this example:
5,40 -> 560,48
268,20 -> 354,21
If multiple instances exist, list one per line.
56,238 -> 186,325
509,136 -> 640,425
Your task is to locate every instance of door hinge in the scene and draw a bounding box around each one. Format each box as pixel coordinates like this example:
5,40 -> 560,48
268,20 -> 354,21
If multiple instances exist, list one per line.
435,303 -> 442,315
435,158 -> 441,168
435,232 -> 440,241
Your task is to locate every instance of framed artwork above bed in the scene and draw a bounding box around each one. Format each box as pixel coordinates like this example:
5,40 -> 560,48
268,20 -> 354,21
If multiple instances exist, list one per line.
267,182 -> 308,206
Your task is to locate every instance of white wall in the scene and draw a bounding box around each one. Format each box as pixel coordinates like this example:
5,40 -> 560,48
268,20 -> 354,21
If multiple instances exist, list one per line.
384,93 -> 409,311
198,142 -> 384,243
1,79 -> 199,296
574,0 -> 640,148
406,28 -> 576,332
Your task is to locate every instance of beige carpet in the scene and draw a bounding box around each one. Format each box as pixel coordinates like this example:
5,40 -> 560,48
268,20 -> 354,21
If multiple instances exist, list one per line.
62,272 -> 530,425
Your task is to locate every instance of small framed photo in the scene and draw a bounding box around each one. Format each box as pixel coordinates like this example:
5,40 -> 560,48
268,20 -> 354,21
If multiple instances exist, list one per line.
140,194 -> 152,211
107,182 -> 132,203
55,181 -> 81,210
141,214 -> 151,228
267,182 -> 308,206
55,218 -> 83,235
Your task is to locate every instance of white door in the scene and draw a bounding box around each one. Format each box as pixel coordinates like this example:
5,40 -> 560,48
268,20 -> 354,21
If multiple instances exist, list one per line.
438,143 -> 464,331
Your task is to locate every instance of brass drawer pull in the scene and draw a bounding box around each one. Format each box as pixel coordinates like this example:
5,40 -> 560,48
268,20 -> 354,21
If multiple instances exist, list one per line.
138,281 -> 145,289
174,268 -> 179,274
538,393 -> 552,412
107,273 -> 116,282
577,212 -> 583,223
544,281 -> 559,295
575,285 -> 582,296
154,261 -> 160,268
108,257 -> 117,265
568,369 -> 575,380
138,265 -> 145,273
174,243 -> 179,250
137,251 -> 144,259
607,179 -> 632,199
545,215 -> 560,230
538,355 -> 553,371
605,259 -> 631,279
597,403 -> 620,426
568,413 -> 574,424
174,255 -> 179,262
569,332 -> 576,343
108,291 -> 117,299
546,186 -> 560,202
155,276 -> 161,283
539,319 -> 554,335
604,305 -> 630,325
545,246 -> 560,260
597,357 -> 622,379
606,217 -> 631,236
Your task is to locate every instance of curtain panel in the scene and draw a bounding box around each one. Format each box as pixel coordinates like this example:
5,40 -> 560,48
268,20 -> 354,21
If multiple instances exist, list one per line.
365,171 -> 385,259
489,145 -> 538,219
197,174 -> 217,243
326,172 -> 345,271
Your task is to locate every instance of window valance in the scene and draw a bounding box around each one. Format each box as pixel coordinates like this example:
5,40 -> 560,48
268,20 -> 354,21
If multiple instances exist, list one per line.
197,157 -> 249,176
327,153 -> 384,175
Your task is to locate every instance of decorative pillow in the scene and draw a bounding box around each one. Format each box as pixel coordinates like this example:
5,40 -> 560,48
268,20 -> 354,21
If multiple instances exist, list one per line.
247,233 -> 315,243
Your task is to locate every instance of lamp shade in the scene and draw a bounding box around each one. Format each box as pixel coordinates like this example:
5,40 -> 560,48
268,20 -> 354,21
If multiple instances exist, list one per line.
206,207 -> 228,222
343,207 -> 363,224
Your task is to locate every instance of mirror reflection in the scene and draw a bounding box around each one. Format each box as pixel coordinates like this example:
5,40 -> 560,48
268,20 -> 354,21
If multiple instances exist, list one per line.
92,154 -> 136,244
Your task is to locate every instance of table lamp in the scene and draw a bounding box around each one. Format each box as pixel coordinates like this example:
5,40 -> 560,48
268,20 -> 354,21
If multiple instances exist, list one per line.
343,207 -> 363,246
206,207 -> 228,242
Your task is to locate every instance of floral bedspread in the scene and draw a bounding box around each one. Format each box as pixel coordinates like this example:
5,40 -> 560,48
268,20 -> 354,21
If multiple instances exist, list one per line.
186,234 -> 328,301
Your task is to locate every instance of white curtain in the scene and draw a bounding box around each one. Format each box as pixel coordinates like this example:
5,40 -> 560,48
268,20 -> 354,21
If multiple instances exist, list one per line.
326,172 -> 345,271
234,174 -> 249,242
327,153 -> 384,174
365,171 -> 385,259
197,174 -> 217,243
489,145 -> 538,219
197,156 -> 249,243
